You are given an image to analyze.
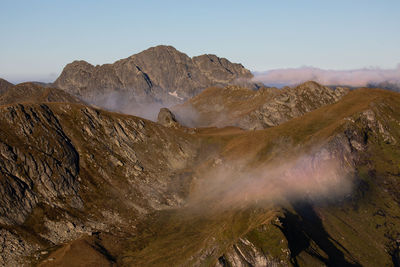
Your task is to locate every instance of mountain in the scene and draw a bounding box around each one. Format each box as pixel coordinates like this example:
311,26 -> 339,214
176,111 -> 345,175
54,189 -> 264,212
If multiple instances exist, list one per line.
174,81 -> 349,129
1,84 -> 400,266
0,78 -> 14,94
0,82 -> 84,106
53,45 -> 256,119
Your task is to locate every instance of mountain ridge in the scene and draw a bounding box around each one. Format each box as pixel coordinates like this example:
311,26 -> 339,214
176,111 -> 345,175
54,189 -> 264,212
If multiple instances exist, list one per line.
53,45 -> 256,114
0,82 -> 84,106
174,81 -> 349,129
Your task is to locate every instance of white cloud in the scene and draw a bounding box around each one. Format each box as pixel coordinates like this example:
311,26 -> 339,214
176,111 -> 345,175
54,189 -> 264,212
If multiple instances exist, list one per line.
253,64 -> 400,87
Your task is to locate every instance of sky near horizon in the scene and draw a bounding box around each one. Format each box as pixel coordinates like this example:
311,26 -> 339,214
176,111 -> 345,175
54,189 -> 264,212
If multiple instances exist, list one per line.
1,0 -> 400,83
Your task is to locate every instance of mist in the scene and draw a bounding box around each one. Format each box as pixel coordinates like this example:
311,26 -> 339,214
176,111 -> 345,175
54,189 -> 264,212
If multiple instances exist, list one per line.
253,65 -> 400,88
86,90 -> 184,121
188,147 -> 354,212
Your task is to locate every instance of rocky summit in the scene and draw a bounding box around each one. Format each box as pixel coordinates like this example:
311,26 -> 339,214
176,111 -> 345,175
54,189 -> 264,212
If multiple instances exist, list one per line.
53,45 -> 256,116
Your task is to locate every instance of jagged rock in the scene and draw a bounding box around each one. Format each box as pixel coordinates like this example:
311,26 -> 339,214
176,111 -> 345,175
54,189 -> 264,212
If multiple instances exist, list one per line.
53,45 -> 256,110
0,104 -> 81,225
0,101 -> 200,265
219,238 -> 272,267
157,108 -> 179,128
0,229 -> 40,267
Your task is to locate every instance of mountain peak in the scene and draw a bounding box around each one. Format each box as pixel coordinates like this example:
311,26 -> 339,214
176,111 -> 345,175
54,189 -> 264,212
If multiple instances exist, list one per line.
53,46 -> 256,114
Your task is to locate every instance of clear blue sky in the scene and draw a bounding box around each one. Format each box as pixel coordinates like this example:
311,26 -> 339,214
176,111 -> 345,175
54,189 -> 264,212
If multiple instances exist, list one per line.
1,0 -> 399,83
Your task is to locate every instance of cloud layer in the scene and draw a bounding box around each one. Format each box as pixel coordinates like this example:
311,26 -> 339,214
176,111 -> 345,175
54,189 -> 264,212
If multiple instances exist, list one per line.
253,65 -> 400,87
188,147 -> 354,213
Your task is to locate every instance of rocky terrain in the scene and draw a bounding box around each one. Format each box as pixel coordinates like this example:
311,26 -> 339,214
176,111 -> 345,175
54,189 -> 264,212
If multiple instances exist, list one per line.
0,80 -> 399,266
174,81 -> 349,129
0,99 -> 200,266
53,46 -> 257,119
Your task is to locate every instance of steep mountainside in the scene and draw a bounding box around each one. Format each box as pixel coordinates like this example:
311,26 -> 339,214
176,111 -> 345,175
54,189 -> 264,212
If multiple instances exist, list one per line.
0,78 -> 13,94
0,87 -> 399,266
0,102 -> 200,266
53,45 -> 255,112
0,83 -> 84,106
174,81 -> 349,129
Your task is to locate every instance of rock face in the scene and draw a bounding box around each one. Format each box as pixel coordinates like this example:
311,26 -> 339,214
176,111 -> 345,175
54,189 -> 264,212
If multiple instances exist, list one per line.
0,83 -> 84,106
0,78 -> 13,94
157,108 -> 179,128
175,81 -> 349,129
0,101 -> 199,266
53,45 -> 255,115
0,104 -> 81,225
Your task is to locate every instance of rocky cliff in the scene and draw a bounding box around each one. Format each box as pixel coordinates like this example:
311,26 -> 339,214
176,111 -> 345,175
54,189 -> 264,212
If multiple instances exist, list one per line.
53,45 -> 255,117
0,101 -> 200,266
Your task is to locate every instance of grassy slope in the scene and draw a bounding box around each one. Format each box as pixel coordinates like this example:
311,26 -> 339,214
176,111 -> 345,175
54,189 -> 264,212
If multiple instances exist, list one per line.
173,86 -> 279,127
218,88 -> 400,266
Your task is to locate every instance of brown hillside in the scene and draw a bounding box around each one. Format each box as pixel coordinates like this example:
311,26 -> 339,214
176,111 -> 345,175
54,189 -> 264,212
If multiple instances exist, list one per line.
0,82 -> 84,106
174,81 -> 349,130
0,88 -> 399,266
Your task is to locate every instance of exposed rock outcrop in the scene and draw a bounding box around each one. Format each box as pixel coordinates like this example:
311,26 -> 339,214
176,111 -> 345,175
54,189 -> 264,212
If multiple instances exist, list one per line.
175,81 -> 349,129
241,81 -> 349,129
0,104 -> 81,225
0,101 -> 199,265
157,108 -> 179,128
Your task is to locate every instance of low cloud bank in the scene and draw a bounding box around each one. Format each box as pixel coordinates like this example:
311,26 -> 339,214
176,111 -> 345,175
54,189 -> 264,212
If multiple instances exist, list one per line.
253,65 -> 400,88
188,147 -> 354,212
87,90 -> 186,121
